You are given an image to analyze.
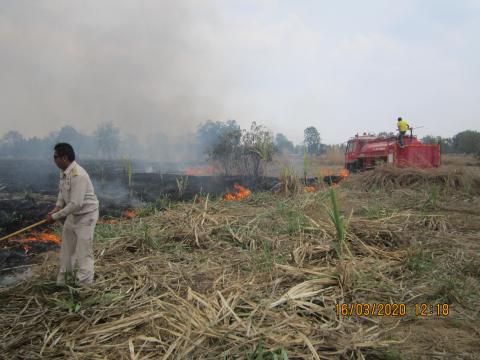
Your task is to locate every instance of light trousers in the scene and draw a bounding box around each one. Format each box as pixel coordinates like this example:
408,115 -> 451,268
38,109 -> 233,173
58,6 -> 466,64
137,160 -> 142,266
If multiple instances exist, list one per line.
56,210 -> 99,286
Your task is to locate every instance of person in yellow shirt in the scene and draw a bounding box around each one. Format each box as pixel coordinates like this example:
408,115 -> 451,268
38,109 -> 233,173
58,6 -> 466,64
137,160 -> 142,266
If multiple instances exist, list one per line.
397,117 -> 410,148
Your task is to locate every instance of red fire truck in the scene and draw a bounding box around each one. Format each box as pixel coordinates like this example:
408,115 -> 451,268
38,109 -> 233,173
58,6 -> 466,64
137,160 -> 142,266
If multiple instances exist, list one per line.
344,132 -> 440,172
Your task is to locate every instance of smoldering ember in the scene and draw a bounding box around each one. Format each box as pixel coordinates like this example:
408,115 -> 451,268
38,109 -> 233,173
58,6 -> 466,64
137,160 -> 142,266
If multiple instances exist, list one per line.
1,2 -> 480,358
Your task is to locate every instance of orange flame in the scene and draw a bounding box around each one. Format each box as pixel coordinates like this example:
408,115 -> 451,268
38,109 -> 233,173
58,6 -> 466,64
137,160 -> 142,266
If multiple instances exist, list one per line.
13,232 -> 61,245
339,168 -> 349,178
223,184 -> 251,201
320,168 -> 349,179
122,210 -> 137,219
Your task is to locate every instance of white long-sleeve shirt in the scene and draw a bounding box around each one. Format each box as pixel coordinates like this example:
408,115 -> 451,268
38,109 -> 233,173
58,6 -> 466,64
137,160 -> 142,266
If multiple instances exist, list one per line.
52,161 -> 99,220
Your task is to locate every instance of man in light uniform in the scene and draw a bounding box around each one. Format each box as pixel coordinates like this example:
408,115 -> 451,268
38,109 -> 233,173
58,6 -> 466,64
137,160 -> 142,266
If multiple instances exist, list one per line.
397,117 -> 410,148
46,143 -> 99,286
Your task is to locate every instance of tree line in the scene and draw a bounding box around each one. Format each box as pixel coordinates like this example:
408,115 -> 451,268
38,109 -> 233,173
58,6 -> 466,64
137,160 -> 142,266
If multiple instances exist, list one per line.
0,121 -> 326,162
1,122 -> 478,164
0,123 -> 120,159
421,131 -> 480,156
0,122 -> 199,162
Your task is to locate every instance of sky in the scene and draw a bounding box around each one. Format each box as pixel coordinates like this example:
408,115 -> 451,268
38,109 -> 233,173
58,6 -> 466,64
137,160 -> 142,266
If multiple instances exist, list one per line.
0,0 -> 479,144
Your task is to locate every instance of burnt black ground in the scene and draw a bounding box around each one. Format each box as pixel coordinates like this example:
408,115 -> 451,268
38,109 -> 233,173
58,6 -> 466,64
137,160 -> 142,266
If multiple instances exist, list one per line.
0,159 -> 279,198
0,159 -> 282,275
0,194 -> 54,235
0,241 -> 59,274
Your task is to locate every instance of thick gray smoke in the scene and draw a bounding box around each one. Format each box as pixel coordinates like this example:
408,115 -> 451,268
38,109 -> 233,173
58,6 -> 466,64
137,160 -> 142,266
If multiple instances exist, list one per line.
0,0 -> 229,143
2,1 -> 479,146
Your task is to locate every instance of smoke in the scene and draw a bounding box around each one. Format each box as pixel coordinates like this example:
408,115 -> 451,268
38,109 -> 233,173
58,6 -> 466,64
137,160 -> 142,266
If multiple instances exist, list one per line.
0,0 -> 229,141
2,1 -> 479,145
91,177 -> 144,210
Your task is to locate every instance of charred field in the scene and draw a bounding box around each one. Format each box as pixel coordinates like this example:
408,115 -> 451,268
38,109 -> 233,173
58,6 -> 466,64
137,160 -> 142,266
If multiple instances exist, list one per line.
1,160 -> 480,359
0,159 -> 277,282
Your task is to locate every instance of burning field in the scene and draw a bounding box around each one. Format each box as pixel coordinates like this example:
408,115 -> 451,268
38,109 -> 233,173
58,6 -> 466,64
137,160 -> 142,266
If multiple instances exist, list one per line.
0,212 -> 62,286
1,165 -> 480,358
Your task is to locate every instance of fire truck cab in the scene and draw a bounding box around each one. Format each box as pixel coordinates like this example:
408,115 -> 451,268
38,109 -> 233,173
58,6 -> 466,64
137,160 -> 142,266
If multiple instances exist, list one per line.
344,133 -> 440,172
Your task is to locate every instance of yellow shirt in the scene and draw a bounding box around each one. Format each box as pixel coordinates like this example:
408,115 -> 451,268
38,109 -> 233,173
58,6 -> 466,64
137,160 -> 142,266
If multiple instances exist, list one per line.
397,120 -> 409,132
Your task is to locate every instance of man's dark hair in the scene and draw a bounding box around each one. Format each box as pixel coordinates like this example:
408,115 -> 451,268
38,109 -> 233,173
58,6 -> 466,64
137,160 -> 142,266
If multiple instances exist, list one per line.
54,143 -> 75,161
397,117 -> 402,121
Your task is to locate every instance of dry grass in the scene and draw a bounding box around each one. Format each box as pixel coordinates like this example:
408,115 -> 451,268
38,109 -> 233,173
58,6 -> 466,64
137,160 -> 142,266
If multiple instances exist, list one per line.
442,153 -> 480,167
348,166 -> 480,195
1,171 -> 480,358
320,148 -> 345,167
270,154 -> 344,178
273,165 -> 301,197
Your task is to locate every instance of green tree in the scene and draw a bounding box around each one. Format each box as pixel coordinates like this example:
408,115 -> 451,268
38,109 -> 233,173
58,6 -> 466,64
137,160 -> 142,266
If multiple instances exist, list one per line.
304,126 -> 321,154
422,135 -> 455,153
95,122 -> 120,159
242,122 -> 276,177
441,137 -> 455,153
57,126 -> 82,144
421,135 -> 436,144
209,121 -> 276,177
209,128 -> 242,175
275,133 -> 294,153
196,120 -> 241,156
0,131 -> 25,157
56,126 -> 96,158
453,130 -> 480,154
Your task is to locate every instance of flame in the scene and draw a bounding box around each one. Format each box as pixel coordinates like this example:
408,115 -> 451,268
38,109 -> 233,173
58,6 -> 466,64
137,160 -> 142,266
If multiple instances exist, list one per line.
183,165 -> 220,176
321,168 -> 349,187
304,186 -> 316,193
223,184 -> 251,201
339,168 -> 349,178
320,168 -> 349,178
13,231 -> 61,245
122,210 -> 137,219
